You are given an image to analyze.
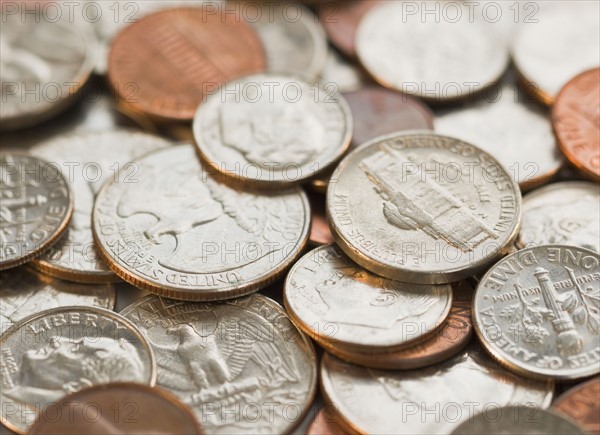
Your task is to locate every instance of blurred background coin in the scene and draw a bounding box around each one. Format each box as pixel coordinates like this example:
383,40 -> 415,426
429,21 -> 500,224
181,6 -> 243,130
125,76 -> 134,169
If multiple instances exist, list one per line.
552,377 -> 600,435
318,48 -> 367,93
307,406 -> 350,435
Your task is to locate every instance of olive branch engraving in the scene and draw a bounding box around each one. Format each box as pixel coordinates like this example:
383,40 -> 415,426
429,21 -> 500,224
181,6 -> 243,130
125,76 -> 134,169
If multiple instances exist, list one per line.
560,266 -> 600,334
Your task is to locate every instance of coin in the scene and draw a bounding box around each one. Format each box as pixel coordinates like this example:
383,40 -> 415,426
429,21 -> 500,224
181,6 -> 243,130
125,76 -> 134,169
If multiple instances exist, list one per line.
0,306 -> 156,434
284,244 -> 453,352
121,293 -> 317,434
319,343 -> 553,435
473,244 -> 600,381
512,2 -> 600,105
27,383 -> 203,435
193,74 -> 352,188
0,266 -> 115,333
30,130 -> 171,283
552,377 -> 600,435
0,153 -> 73,271
553,68 -> 600,181
0,6 -> 96,130
518,182 -> 600,253
307,406 -> 349,435
327,132 -> 522,284
435,82 -> 563,189
307,192 -> 335,246
108,7 -> 265,121
356,2 -> 509,102
92,145 -> 310,300
319,48 -> 366,94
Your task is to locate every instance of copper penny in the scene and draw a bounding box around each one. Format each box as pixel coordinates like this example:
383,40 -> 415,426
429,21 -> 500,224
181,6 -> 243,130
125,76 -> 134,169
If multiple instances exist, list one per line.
307,406 -> 351,435
553,68 -> 600,181
552,378 -> 600,435
27,383 -> 203,435
108,7 -> 265,122
308,191 -> 334,246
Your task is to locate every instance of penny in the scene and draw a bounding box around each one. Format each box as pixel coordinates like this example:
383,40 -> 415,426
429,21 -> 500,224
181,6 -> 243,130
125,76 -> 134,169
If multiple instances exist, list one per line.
552,377 -> 600,435
30,130 -> 171,283
0,266 -> 115,334
193,74 -> 352,188
319,343 -> 554,435
450,406 -> 586,435
121,293 -> 317,434
0,6 -> 96,130
0,306 -> 156,434
473,244 -> 600,381
307,192 -> 334,246
27,383 -> 203,435
92,145 -> 310,300
0,153 -> 73,271
108,7 -> 265,122
327,132 -> 522,284
307,406 -> 349,435
284,244 -> 453,353
518,182 -> 600,253
435,82 -> 563,189
356,2 -> 509,102
512,3 -> 600,105
553,68 -> 600,181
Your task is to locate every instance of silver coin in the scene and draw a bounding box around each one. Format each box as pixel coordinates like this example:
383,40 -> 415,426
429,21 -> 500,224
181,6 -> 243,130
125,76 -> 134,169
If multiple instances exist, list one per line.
435,82 -> 564,188
327,132 -> 522,284
320,343 -> 553,435
319,48 -> 367,93
0,267 -> 115,334
0,7 -> 96,130
30,130 -> 171,283
473,244 -> 600,380
518,182 -> 600,253
0,153 -> 73,271
356,2 -> 509,101
92,144 -> 310,300
0,306 -> 156,434
121,293 -> 317,434
284,244 -> 453,352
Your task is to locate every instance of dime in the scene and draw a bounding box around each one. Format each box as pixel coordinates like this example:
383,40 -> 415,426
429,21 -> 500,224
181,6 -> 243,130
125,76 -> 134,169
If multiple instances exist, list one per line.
552,377 -> 600,435
284,244 -> 453,352
0,266 -> 115,333
27,383 -> 203,435
0,306 -> 156,434
307,406 -> 349,435
30,130 -> 171,283
319,48 -> 366,94
121,293 -> 317,434
435,82 -> 563,189
307,192 -> 335,246
92,145 -> 310,300
0,6 -> 96,130
356,2 -> 509,101
327,132 -> 522,284
473,245 -> 600,381
193,74 -> 352,188
108,7 -> 265,121
553,68 -> 600,181
518,182 -> 600,253
512,3 -> 600,105
0,153 -> 73,271
320,344 -> 553,435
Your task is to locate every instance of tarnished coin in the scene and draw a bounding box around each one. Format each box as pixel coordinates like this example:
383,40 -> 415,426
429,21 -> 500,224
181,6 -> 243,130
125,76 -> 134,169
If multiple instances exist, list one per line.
121,293 -> 317,434
553,68 -> 600,181
27,383 -> 203,435
307,406 -> 349,435
284,244 -> 453,352
30,130 -> 171,283
320,344 -> 553,435
108,7 -> 265,121
0,306 -> 156,434
518,182 -> 600,253
327,132 -> 522,284
193,74 -> 352,188
552,377 -> 600,435
92,145 -> 310,300
0,6 -> 96,130
0,267 -> 115,333
512,2 -> 600,105
0,153 -> 73,271
356,2 -> 509,101
474,245 -> 600,381
435,83 -> 563,189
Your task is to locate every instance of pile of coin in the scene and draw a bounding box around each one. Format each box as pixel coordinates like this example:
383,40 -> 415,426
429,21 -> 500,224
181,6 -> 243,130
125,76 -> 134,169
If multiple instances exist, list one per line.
1,1 -> 599,434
